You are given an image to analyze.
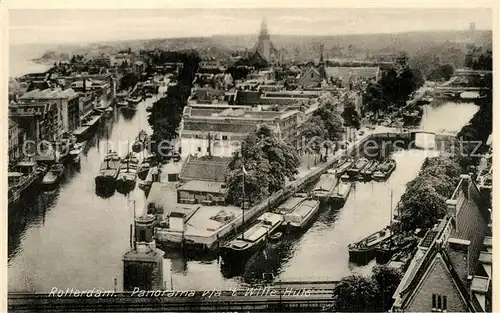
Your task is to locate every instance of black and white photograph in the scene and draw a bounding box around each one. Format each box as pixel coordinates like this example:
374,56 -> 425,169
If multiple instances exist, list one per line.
4,3 -> 495,312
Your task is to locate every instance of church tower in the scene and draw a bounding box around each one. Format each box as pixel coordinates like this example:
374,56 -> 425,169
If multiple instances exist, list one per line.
255,18 -> 272,61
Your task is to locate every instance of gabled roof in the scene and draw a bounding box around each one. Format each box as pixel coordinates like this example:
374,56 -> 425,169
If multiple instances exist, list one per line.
392,176 -> 490,312
299,66 -> 322,79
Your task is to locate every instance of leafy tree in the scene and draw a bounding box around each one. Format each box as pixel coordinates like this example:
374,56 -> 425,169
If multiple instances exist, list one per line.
427,64 -> 454,81
300,116 -> 327,154
421,156 -> 462,181
314,106 -> 344,141
254,126 -> 300,192
225,155 -> 271,206
465,46 -> 492,71
398,183 -> 448,233
372,265 -> 402,311
342,102 -> 361,129
226,66 -> 250,80
332,275 -> 380,312
147,96 -> 182,152
226,125 -> 300,205
119,72 -> 140,91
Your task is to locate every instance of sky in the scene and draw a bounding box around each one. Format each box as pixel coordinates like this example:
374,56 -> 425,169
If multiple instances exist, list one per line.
9,8 -> 493,46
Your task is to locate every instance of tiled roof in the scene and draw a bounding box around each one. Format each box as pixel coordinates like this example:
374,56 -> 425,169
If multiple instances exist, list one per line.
420,230 -> 439,248
179,155 -> 232,183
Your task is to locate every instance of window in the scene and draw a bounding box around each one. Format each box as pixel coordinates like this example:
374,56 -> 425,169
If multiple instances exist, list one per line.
222,135 -> 228,141
197,147 -> 201,152
432,294 -> 447,311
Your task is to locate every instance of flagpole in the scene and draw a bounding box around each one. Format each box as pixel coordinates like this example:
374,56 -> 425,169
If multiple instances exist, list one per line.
242,166 -> 245,240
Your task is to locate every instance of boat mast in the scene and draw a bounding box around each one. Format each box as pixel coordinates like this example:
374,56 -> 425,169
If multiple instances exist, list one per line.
106,127 -> 110,168
389,189 -> 393,250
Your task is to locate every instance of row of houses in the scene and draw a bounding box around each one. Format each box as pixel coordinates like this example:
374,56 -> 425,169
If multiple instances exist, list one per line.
8,75 -> 116,164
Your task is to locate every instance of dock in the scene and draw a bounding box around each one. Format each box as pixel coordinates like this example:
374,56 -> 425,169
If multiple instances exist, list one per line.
148,127 -> 451,250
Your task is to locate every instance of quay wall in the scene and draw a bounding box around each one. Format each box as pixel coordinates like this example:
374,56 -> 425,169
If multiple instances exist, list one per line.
185,131 -> 410,250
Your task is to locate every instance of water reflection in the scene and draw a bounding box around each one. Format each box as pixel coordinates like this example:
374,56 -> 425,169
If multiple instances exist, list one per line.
8,98 -> 479,292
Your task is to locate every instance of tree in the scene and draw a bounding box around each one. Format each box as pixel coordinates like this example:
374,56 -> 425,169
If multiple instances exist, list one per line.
300,116 -> 327,154
227,66 -> 250,80
119,72 -> 140,91
342,102 -> 361,129
147,96 -> 182,153
226,125 -> 300,205
399,183 -> 448,233
254,126 -> 300,192
314,106 -> 344,141
332,275 -> 380,312
225,155 -> 271,206
428,64 -> 454,81
372,265 -> 402,311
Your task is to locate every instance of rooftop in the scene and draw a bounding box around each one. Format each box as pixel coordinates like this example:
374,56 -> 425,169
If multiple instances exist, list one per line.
179,155 -> 232,183
20,88 -> 79,100
392,176 -> 490,312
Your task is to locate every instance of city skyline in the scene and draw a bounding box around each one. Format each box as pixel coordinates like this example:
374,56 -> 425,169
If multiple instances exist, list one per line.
9,8 -> 492,45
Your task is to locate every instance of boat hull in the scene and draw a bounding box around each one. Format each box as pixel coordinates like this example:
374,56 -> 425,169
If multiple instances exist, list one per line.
331,186 -> 352,207
137,168 -> 150,181
348,247 -> 378,265
312,191 -> 332,203
220,239 -> 266,266
115,177 -> 137,194
95,175 -> 117,188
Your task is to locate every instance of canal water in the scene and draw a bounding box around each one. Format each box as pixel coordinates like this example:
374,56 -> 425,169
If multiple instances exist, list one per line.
8,100 -> 479,292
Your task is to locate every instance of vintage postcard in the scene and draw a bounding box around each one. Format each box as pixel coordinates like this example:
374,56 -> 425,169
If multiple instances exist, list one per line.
2,1 -> 495,312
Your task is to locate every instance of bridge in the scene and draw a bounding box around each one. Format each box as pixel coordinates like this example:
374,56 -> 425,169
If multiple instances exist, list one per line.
8,281 -> 338,312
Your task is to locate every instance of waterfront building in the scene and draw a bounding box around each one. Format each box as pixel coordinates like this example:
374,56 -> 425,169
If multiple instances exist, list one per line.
179,106 -> 299,158
8,118 -> 24,164
18,88 -> 81,135
177,155 -> 231,205
391,175 -> 492,313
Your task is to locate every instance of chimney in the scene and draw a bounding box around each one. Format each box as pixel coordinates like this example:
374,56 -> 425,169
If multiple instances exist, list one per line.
445,199 -> 458,230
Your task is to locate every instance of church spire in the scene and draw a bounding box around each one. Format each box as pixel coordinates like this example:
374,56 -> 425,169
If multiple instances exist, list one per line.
259,17 -> 269,38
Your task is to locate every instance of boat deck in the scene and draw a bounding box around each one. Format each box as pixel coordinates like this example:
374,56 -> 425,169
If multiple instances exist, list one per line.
290,200 -> 318,218
278,197 -> 304,214
313,174 -> 338,192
